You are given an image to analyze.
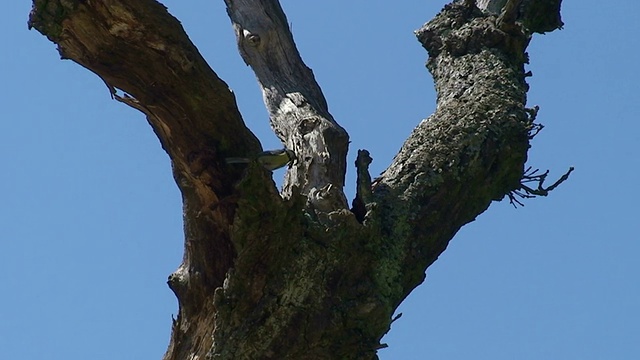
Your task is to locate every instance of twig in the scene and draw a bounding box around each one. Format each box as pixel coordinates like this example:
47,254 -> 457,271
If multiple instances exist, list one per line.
525,106 -> 544,139
508,166 -> 574,207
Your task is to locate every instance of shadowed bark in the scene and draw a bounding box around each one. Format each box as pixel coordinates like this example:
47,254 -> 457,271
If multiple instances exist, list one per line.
29,0 -> 566,359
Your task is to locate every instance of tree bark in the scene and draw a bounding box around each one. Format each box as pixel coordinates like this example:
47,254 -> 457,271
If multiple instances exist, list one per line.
28,0 -> 564,359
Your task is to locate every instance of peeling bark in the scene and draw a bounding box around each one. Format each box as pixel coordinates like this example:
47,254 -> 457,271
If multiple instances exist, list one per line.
28,0 -> 565,359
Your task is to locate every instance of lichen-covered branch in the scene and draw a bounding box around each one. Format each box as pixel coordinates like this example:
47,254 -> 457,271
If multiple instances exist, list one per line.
368,0 -> 554,304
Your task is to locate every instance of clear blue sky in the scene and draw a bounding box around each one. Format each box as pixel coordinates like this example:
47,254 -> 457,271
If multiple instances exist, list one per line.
2,1 -> 639,359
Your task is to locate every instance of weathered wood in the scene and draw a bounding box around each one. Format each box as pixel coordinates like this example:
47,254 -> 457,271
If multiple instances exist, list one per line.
225,0 -> 350,212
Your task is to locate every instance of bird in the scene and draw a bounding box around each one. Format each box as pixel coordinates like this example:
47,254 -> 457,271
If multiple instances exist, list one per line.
226,148 -> 296,171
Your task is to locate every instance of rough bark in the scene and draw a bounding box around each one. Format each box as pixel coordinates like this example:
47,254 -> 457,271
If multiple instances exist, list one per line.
29,0 -> 565,359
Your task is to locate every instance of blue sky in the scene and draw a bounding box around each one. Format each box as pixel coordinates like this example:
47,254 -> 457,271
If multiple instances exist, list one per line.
2,1 -> 639,359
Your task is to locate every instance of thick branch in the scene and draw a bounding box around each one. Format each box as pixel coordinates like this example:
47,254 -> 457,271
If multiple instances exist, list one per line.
368,1 -> 551,303
29,1 -> 264,358
225,0 -> 350,211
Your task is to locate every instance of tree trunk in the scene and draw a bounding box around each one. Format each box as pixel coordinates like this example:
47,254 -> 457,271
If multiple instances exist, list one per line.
28,0 -> 565,359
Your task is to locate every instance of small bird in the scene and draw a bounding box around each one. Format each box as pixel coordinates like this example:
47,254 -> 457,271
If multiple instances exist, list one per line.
226,149 -> 296,171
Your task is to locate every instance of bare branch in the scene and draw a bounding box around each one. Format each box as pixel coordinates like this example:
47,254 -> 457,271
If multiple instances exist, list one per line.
508,166 -> 574,206
225,0 -> 350,211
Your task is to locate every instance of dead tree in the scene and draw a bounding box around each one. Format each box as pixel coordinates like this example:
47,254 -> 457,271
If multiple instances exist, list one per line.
29,0 -> 569,358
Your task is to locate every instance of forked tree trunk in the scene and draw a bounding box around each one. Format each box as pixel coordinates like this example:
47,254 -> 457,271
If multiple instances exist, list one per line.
28,0 -> 565,359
